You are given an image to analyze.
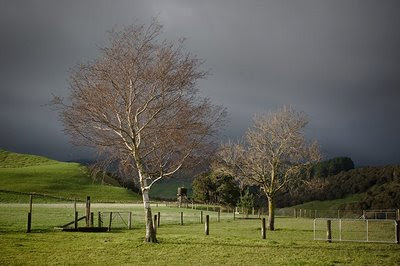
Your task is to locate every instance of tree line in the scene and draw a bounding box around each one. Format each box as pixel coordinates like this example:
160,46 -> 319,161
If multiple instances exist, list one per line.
192,156 -> 355,208
193,157 -> 400,210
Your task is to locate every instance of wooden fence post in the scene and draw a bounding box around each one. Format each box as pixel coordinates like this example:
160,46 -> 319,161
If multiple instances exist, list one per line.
73,197 -> 76,219
327,220 -> 332,243
153,215 -> 157,233
205,215 -> 209,235
108,212 -> 112,231
85,196 -> 91,227
218,210 -> 220,222
397,209 -> 400,220
261,218 -> 266,239
396,220 -> 399,244
200,211 -> 203,224
98,212 -> 102,228
294,208 -> 297,218
74,211 -> 78,229
180,212 -> 184,225
128,212 -> 132,229
73,198 -> 78,229
27,212 -> 32,233
29,194 -> 33,214
233,210 -> 236,221
90,212 -> 94,227
27,194 -> 33,233
157,212 -> 160,227
337,210 -> 340,219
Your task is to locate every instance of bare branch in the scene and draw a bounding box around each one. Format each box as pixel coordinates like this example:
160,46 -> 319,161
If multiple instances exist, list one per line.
53,19 -> 226,205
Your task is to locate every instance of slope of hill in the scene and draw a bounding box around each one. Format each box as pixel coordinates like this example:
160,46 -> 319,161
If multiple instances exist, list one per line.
313,164 -> 400,209
0,149 -> 57,168
279,162 -> 400,209
0,149 -> 141,203
288,193 -> 365,210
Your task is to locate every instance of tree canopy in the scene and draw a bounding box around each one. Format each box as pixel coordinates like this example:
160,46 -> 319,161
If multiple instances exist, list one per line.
192,171 -> 240,207
55,19 -> 226,242
215,106 -> 320,230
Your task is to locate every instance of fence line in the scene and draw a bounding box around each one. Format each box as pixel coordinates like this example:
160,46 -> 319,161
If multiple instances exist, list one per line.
2,193 -> 399,233
3,191 -> 398,220
313,218 -> 398,244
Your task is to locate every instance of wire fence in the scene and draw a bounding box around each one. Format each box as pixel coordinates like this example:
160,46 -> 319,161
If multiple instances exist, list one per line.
0,203 -> 239,232
363,209 -> 398,220
314,218 -> 398,244
1,192 -> 399,234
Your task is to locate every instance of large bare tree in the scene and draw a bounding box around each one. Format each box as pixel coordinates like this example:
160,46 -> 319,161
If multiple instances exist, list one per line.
54,20 -> 226,242
214,106 -> 320,230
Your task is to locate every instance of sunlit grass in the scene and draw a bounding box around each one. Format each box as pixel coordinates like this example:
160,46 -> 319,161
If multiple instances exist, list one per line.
289,194 -> 365,210
0,150 -> 140,203
0,204 -> 399,265
0,149 -> 57,168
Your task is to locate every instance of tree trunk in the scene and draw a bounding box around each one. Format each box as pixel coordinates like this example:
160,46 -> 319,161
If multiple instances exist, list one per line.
268,196 -> 275,231
142,189 -> 157,243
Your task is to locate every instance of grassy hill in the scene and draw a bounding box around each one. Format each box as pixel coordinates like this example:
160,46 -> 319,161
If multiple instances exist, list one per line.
277,159 -> 400,209
0,149 -> 58,168
288,193 -> 365,210
0,149 -> 141,203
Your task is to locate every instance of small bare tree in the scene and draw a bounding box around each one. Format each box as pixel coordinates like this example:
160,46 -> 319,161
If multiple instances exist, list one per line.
215,106 -> 320,230
54,20 -> 225,242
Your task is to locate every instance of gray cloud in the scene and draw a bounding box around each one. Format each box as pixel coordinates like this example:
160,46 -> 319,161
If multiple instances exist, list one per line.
0,0 -> 399,165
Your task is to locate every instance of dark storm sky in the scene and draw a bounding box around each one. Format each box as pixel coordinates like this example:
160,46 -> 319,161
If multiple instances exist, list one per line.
1,0 -> 399,166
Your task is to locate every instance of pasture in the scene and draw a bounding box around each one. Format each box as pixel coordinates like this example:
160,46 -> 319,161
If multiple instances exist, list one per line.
0,203 -> 399,265
0,149 -> 140,203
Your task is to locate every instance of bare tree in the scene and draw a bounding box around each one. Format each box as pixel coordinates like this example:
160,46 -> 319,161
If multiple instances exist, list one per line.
54,20 -> 226,242
214,106 -> 320,230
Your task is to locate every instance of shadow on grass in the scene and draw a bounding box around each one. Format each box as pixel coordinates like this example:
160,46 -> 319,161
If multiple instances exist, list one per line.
157,237 -> 399,253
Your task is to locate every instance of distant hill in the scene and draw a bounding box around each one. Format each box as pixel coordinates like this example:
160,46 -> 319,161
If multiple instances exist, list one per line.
334,165 -> 400,209
277,157 -> 400,209
287,193 -> 365,211
0,149 -> 141,203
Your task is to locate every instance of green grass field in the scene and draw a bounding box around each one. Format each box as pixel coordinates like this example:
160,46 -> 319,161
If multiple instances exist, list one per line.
0,204 -> 399,265
0,149 -> 140,203
1,149 -> 399,265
